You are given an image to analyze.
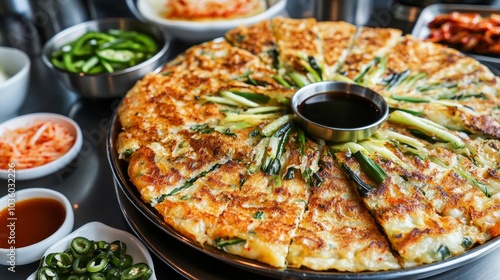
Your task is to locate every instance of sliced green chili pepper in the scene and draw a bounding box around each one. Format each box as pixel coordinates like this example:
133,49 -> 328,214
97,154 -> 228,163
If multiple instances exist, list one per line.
120,263 -> 153,280
51,58 -> 65,69
81,56 -> 100,74
37,267 -> 59,280
86,255 -> 109,273
35,236 -> 152,280
72,255 -> 89,274
90,272 -> 107,280
97,49 -> 135,63
71,236 -> 94,255
71,32 -> 115,55
50,29 -> 159,74
109,240 -> 127,257
112,254 -> 133,268
129,33 -> 158,53
51,252 -> 73,270
106,266 -> 123,280
100,59 -> 114,73
95,240 -> 110,250
87,64 -> 105,74
63,52 -> 78,73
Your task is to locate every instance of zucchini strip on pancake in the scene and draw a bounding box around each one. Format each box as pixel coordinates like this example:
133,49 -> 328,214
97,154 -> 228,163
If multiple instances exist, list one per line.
287,147 -> 401,272
271,17 -> 325,87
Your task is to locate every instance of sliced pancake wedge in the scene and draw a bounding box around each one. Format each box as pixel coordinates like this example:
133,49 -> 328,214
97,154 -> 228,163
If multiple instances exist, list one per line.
338,26 -> 402,82
207,170 -> 309,268
271,17 -> 325,86
154,160 -> 247,244
287,147 -> 401,271
225,20 -> 278,68
358,35 -> 466,91
317,21 -> 358,81
335,151 -> 478,268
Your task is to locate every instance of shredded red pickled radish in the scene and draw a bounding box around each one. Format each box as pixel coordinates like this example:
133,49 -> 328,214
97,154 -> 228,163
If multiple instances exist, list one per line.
0,121 -> 75,170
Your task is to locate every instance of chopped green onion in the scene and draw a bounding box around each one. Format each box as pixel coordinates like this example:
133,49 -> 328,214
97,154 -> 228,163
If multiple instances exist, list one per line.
388,110 -> 465,149
353,151 -> 387,184
244,106 -> 284,114
215,237 -> 246,249
437,245 -> 451,260
341,163 -> 374,197
391,94 -> 430,103
288,71 -> 310,88
261,115 -> 294,137
273,75 -> 292,88
220,90 -> 260,107
231,91 -> 270,104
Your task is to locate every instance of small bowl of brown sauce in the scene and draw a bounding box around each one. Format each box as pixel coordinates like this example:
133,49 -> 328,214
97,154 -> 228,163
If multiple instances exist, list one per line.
0,187 -> 74,266
292,81 -> 388,143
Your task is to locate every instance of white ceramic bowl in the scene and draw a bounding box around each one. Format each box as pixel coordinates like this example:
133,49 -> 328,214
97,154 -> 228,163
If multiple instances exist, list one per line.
128,0 -> 287,43
0,47 -> 31,122
27,221 -> 156,280
0,113 -> 83,180
0,187 -> 74,266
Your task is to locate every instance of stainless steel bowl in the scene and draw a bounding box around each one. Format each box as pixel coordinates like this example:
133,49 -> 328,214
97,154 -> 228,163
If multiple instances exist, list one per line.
292,81 -> 388,143
42,18 -> 171,98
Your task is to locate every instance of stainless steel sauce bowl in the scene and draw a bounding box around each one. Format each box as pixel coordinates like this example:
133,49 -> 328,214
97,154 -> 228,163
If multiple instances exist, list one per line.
291,81 -> 388,143
41,18 -> 171,99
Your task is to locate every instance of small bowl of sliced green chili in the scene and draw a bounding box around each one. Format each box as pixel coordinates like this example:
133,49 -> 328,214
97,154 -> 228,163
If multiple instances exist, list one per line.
28,221 -> 156,280
42,18 -> 170,98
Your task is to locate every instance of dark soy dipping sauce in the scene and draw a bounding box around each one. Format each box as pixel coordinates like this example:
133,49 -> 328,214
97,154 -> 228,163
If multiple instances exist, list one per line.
298,91 -> 381,128
0,198 -> 66,248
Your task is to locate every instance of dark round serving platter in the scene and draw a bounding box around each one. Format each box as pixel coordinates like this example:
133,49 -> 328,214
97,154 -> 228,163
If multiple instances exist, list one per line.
107,94 -> 500,280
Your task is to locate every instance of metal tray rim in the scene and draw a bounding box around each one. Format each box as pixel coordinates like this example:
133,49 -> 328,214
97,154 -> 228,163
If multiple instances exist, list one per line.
107,109 -> 500,280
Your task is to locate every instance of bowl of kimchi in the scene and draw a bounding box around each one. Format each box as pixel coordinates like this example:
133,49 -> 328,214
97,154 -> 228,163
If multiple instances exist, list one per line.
126,0 -> 287,42
0,113 -> 83,180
